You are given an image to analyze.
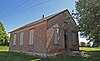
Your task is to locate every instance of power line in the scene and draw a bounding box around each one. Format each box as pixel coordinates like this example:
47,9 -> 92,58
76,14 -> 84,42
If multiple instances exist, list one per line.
3,0 -> 38,17
3,0 -> 51,18
0,0 -> 31,18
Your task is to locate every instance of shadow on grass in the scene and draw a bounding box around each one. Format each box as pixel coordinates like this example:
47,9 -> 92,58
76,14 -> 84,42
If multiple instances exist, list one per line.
82,51 -> 100,61
40,51 -> 100,61
0,51 -> 100,61
0,51 -> 41,61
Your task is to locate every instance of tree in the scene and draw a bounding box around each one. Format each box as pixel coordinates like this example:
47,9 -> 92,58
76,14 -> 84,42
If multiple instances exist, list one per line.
80,42 -> 86,47
75,0 -> 100,45
87,42 -> 91,47
0,22 -> 9,46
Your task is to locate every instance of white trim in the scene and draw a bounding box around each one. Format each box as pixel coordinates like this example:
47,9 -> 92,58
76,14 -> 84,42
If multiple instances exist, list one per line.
13,34 -> 16,45
20,32 -> 24,45
29,29 -> 34,45
54,27 -> 60,44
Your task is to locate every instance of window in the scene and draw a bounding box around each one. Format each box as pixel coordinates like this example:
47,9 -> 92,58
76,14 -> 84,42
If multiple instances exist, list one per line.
54,27 -> 60,44
13,34 -> 16,45
29,29 -> 34,45
20,32 -> 24,45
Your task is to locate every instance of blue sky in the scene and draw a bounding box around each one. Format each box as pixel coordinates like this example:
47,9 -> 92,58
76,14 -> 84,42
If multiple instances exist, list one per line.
0,0 -> 76,33
0,0 -> 87,42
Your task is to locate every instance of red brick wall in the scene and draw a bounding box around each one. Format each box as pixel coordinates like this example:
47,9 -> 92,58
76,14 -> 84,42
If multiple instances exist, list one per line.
46,11 -> 79,54
46,12 -> 66,54
9,21 -> 47,54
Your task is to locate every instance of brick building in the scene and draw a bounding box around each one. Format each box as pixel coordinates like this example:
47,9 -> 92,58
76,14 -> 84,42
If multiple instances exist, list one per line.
9,9 -> 79,56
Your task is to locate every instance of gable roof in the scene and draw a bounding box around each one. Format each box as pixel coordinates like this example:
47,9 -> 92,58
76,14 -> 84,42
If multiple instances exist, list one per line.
10,9 -> 76,33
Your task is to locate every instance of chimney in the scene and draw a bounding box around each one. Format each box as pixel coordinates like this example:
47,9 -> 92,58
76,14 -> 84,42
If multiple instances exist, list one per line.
42,15 -> 44,19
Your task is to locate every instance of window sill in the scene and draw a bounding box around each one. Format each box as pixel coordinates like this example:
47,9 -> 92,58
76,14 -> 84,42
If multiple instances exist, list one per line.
53,43 -> 60,45
28,44 -> 33,46
13,45 -> 16,46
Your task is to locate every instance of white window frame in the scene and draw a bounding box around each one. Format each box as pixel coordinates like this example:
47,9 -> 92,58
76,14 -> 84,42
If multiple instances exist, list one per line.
54,27 -> 60,44
29,29 -> 34,45
13,34 -> 16,45
20,32 -> 24,45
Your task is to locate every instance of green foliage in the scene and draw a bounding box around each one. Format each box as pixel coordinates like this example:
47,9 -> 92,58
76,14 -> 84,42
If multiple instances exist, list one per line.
64,16 -> 79,32
80,42 -> 86,47
0,46 -> 9,51
76,0 -> 100,45
87,42 -> 91,47
0,22 -> 9,46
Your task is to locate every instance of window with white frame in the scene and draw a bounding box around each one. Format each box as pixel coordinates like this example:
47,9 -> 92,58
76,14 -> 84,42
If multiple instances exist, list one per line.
29,29 -> 34,45
54,27 -> 60,44
13,34 -> 16,45
20,32 -> 24,45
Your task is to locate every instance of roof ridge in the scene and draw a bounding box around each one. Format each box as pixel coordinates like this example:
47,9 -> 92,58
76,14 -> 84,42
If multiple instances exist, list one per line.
10,9 -> 68,33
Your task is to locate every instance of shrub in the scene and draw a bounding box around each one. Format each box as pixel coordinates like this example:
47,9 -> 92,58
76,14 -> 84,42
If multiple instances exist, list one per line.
80,42 -> 86,47
92,43 -> 98,47
87,42 -> 91,47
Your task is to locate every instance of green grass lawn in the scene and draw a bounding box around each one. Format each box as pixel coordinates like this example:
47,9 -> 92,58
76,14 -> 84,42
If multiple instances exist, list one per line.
0,46 -> 41,61
0,46 -> 100,61
80,47 -> 100,51
0,46 -> 9,51
43,47 -> 100,61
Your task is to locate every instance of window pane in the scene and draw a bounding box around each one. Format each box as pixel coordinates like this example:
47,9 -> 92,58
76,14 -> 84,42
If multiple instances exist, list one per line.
20,32 -> 24,45
54,27 -> 60,44
29,29 -> 34,45
13,34 -> 16,45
